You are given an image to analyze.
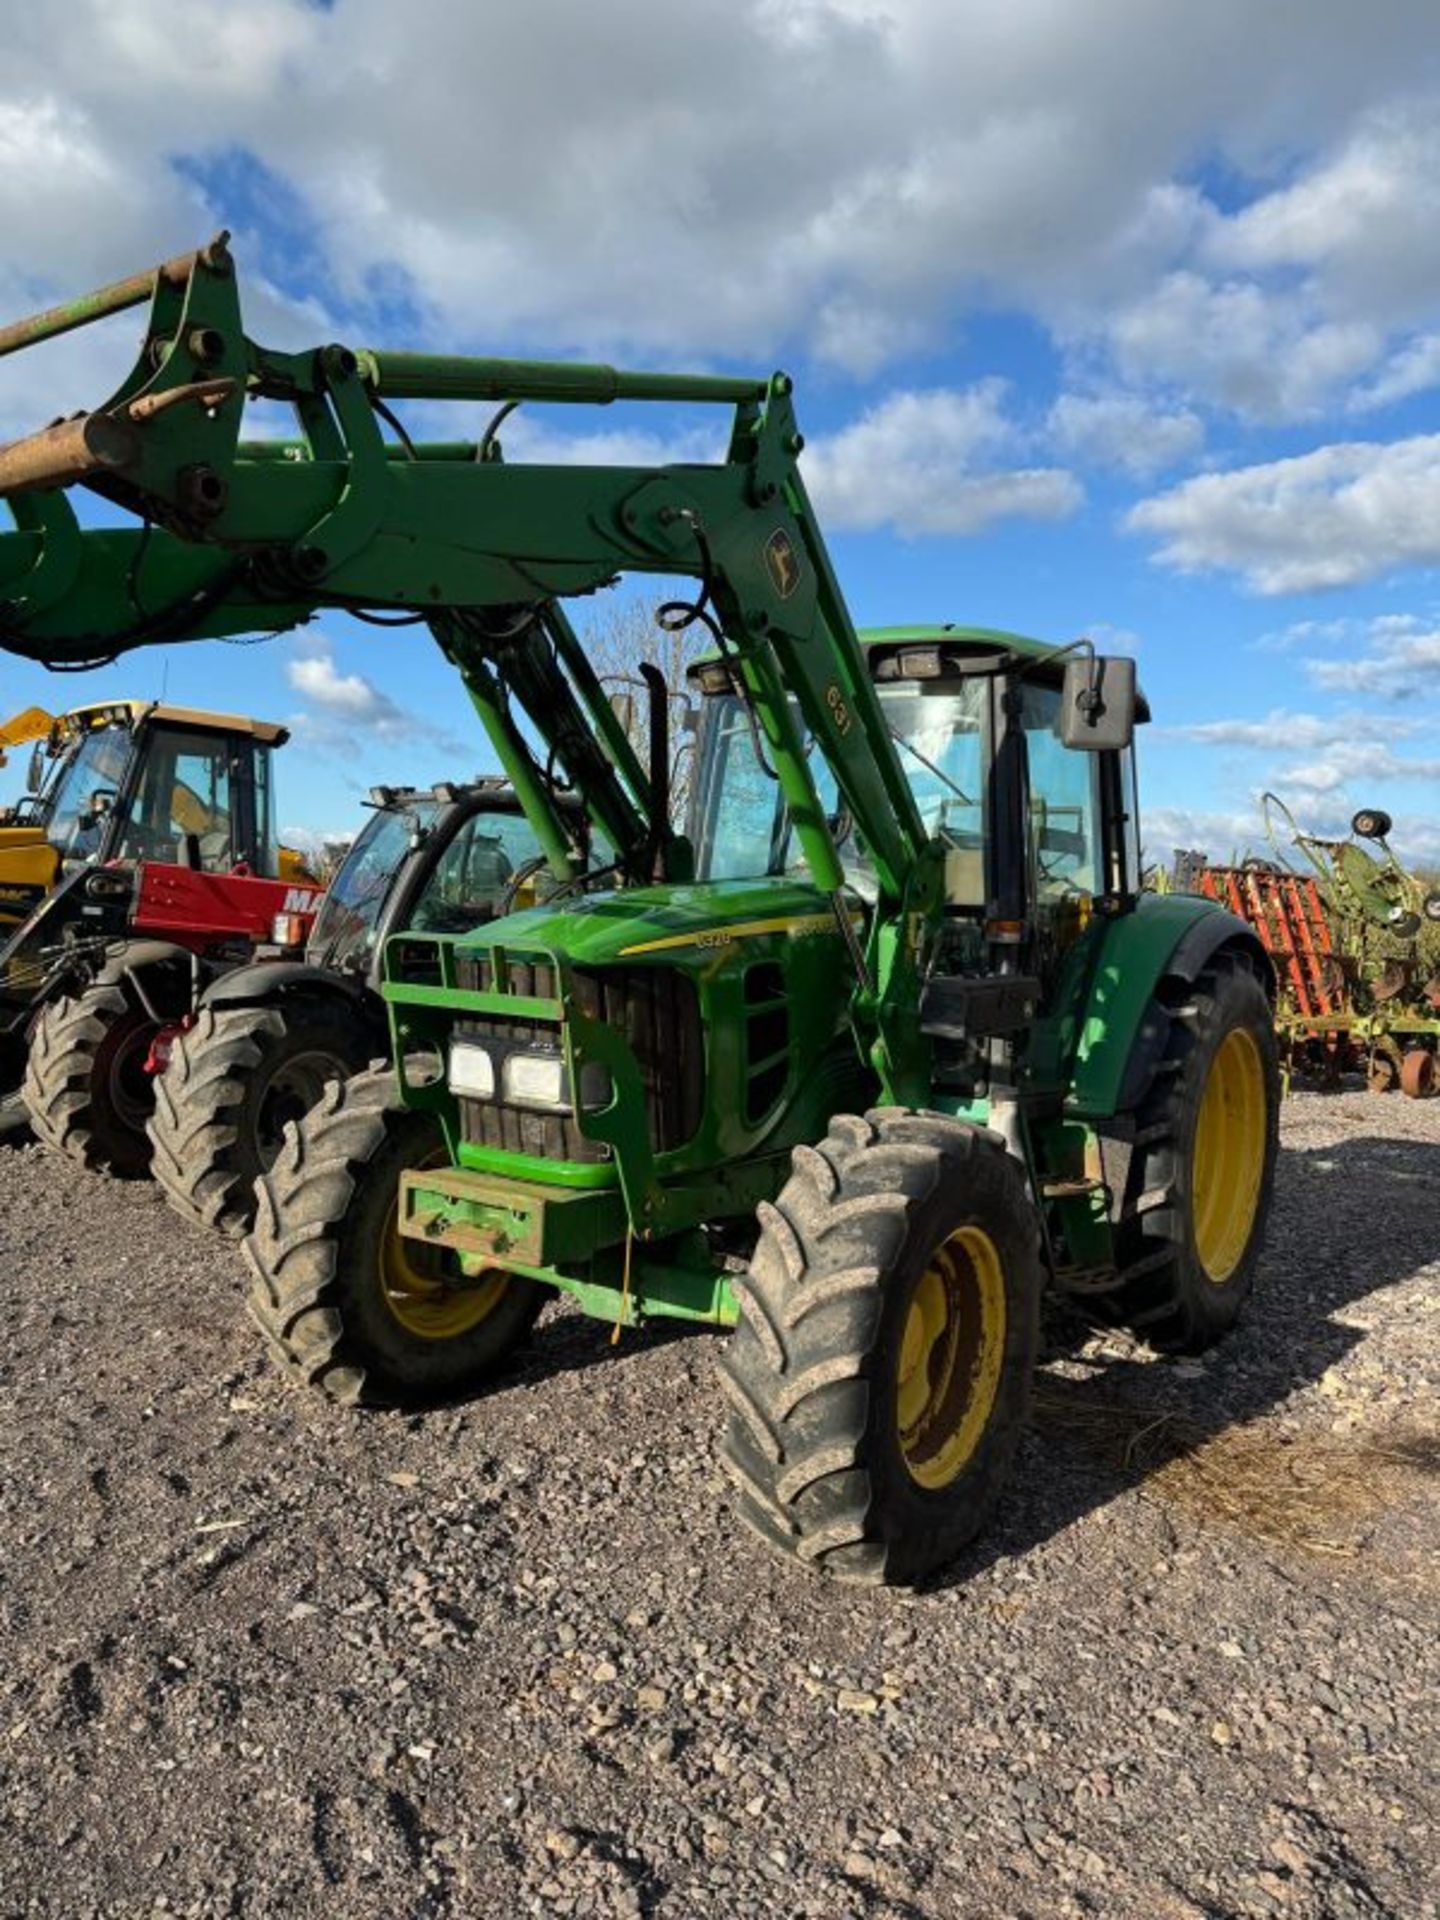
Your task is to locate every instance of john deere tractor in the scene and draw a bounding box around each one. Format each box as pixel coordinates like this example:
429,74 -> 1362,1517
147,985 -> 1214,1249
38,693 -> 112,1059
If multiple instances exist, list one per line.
0,238 -> 1277,1584
149,777 -> 587,1236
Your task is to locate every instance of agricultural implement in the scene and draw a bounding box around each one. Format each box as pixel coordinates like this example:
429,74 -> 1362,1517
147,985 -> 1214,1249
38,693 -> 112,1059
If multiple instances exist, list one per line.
149,777 -> 586,1236
0,236 -> 1280,1585
1183,797 -> 1440,1096
0,697 -> 324,1163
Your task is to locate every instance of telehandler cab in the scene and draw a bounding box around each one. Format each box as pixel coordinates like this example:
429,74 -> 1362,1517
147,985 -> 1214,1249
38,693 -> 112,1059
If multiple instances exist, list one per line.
0,236 -> 1277,1584
149,777 -> 588,1236
0,696 -> 323,1159
0,696 -> 315,933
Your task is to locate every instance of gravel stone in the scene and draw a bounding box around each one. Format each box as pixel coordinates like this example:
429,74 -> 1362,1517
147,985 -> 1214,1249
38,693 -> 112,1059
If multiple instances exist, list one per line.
0,1088 -> 1436,1916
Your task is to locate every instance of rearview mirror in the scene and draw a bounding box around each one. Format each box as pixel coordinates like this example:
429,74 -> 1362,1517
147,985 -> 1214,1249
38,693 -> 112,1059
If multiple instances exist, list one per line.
608,690 -> 636,740
26,742 -> 44,792
1060,655 -> 1136,752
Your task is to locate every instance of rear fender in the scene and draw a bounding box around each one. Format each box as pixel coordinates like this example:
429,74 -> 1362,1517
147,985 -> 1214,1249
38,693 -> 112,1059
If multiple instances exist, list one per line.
1055,896 -> 1272,1120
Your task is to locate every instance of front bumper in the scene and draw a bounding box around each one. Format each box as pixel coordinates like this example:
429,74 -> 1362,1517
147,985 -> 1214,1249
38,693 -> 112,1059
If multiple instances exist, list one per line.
398,1163 -> 626,1269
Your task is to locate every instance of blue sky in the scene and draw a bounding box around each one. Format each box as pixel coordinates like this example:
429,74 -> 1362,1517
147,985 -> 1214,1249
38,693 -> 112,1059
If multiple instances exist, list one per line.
1,0 -> 1438,864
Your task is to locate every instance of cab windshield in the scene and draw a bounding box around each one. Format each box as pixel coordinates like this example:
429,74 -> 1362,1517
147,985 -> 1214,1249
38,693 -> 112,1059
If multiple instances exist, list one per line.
310,801 -> 436,970
43,725 -> 133,863
693,683 -> 989,896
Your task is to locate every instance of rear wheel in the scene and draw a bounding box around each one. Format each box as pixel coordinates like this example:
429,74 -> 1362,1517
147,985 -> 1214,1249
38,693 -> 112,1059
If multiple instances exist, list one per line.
148,1000 -> 375,1237
23,979 -> 161,1177
719,1110 -> 1041,1587
244,1065 -> 545,1406
1096,949 -> 1279,1353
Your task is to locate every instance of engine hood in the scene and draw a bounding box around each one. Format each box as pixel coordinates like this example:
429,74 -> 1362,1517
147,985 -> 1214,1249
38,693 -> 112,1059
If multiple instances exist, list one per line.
454,875 -> 845,971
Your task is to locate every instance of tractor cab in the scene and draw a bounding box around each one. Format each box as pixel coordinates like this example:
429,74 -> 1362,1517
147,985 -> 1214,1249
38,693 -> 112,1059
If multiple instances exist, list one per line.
30,701 -> 289,878
691,625 -> 1146,1009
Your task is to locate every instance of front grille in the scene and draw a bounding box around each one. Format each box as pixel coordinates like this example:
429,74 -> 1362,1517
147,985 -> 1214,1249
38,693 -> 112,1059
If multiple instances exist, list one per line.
452,954 -> 704,1162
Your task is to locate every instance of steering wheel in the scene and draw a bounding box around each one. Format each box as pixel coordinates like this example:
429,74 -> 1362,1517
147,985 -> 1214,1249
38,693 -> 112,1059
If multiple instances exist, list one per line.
497,853 -> 553,917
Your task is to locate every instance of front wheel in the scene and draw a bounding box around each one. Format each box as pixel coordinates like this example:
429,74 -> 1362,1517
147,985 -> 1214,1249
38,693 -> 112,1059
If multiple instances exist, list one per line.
719,1110 -> 1041,1587
244,1066 -> 545,1406
148,1000 -> 376,1238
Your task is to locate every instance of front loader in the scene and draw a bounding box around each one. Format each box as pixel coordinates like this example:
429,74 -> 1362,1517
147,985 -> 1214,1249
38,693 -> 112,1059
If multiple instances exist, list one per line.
0,237 -> 1278,1584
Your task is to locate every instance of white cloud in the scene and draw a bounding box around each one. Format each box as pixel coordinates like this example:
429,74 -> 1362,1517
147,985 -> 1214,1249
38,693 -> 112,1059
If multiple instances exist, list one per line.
1304,624 -> 1440,698
1141,804 -> 1268,867
1348,332 -> 1440,412
1046,390 -> 1203,477
1127,435 -> 1440,593
1104,273 -> 1380,421
287,649 -> 404,724
285,641 -> 465,752
280,823 -> 355,859
801,382 -> 1082,535
1202,104 -> 1440,325
1277,740 -> 1440,794
1169,708 -> 1424,751
0,0 -> 1434,388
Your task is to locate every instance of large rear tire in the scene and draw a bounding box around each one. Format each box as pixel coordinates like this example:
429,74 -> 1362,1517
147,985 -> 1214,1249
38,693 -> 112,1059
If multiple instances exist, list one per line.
244,1066 -> 545,1407
1094,948 -> 1278,1353
148,1001 -> 374,1238
23,980 -> 160,1178
719,1109 -> 1041,1587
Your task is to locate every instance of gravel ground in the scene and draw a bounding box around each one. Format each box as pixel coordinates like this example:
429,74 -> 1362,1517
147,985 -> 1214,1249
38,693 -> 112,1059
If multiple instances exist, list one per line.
0,1089 -> 1436,1920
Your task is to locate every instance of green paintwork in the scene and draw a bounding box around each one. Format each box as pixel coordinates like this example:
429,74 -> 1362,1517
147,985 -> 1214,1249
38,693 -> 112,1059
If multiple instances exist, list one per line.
1030,893 -> 1255,1119
0,240 -> 1272,1344
386,873 -> 867,1236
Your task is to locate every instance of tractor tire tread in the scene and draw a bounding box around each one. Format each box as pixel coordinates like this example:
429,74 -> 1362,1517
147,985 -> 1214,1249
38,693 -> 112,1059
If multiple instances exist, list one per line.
719,1109 -> 1039,1587
148,1002 -> 368,1238
1086,946 -> 1278,1354
23,981 -> 150,1176
244,1065 -> 545,1408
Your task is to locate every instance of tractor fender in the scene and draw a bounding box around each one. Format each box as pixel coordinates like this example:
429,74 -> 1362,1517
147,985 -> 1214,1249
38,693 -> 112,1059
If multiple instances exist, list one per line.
1061,895 -> 1272,1121
91,939 -> 208,1016
201,958 -> 378,1015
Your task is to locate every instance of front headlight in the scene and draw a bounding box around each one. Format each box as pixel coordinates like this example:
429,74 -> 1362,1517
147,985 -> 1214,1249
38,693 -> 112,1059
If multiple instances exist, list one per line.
503,1050 -> 566,1108
447,1040 -> 496,1098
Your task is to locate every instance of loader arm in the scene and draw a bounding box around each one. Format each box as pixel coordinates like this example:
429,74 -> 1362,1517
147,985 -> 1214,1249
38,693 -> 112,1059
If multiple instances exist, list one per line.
0,236 -> 942,1091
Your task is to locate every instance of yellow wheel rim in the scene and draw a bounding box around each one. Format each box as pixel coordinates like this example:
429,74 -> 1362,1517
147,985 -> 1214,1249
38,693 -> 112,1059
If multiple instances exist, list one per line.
379,1151 -> 509,1342
895,1225 -> 1008,1490
1191,1026 -> 1267,1285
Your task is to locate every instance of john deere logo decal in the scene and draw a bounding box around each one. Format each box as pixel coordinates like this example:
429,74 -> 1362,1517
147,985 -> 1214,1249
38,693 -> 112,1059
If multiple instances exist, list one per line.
764,529 -> 801,599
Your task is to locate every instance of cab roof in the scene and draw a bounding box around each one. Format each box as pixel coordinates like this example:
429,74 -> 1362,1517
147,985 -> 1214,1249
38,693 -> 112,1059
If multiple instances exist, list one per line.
690,624 -> 1149,718
59,700 -> 290,746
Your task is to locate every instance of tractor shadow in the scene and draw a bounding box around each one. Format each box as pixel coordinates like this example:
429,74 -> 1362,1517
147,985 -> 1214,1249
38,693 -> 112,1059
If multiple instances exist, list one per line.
927,1129 -> 1440,1590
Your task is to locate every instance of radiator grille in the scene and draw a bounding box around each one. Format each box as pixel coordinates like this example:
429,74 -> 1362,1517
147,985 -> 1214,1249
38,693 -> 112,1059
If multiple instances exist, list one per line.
452,954 -> 704,1161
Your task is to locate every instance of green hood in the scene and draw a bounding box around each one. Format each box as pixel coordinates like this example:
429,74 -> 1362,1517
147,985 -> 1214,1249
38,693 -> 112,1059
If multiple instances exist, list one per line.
457,874 -> 838,970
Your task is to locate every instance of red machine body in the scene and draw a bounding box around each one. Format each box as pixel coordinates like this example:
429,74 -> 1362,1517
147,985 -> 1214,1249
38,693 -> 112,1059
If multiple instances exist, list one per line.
131,861 -> 324,952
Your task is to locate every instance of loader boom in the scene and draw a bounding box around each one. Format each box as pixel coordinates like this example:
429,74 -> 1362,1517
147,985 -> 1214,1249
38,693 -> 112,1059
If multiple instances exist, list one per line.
0,236 -> 940,1092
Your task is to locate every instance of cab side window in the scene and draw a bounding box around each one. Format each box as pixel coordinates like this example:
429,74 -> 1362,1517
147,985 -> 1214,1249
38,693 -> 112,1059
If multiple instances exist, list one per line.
410,818 -> 516,934
1021,686 -> 1101,907
121,727 -> 238,871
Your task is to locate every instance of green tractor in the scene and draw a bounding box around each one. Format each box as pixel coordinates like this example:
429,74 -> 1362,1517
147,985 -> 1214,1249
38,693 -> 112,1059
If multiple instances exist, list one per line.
0,238 -> 1278,1584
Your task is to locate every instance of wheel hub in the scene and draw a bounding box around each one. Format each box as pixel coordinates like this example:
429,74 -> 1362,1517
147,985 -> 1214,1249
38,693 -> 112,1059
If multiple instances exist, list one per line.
896,1225 -> 1007,1490
1191,1026 -> 1266,1284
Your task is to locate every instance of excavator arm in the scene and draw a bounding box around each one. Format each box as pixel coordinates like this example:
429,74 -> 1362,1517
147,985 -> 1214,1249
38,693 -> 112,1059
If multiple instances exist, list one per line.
0,237 -> 943,1086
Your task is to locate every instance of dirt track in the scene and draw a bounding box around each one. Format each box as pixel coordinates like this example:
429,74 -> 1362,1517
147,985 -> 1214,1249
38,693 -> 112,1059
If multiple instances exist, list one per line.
0,1088 -> 1436,1919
